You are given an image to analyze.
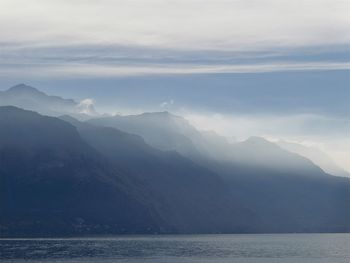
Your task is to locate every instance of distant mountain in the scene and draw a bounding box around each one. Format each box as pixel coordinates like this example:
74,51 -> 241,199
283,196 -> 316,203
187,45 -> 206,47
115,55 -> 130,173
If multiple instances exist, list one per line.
0,84 -> 98,119
278,140 -> 350,178
88,112 -> 202,158
89,112 -> 330,177
88,112 -> 241,162
228,136 -> 326,177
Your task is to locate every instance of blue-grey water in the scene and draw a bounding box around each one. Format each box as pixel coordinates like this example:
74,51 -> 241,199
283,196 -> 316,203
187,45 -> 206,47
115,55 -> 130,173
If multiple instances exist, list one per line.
1,234 -> 349,263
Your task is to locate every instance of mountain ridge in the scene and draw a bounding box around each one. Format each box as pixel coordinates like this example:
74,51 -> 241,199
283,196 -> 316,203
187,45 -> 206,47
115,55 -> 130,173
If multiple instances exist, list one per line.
1,85 -> 349,236
0,84 -> 98,119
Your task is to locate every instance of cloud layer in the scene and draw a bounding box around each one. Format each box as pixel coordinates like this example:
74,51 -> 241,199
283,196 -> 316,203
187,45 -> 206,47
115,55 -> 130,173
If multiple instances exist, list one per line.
2,0 -> 350,49
1,0 -> 350,77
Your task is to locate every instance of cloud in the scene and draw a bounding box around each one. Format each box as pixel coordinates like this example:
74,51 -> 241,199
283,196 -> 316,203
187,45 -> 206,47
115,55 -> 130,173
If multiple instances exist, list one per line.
160,99 -> 174,108
77,98 -> 98,116
0,41 -> 349,78
1,0 -> 349,77
1,61 -> 350,78
79,98 -> 94,107
1,0 -> 350,50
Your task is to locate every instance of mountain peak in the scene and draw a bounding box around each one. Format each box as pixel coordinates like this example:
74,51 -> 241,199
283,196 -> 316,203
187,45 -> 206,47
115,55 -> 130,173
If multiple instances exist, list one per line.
141,111 -> 172,117
0,105 -> 28,113
245,136 -> 270,143
0,84 -> 93,118
9,83 -> 37,91
137,111 -> 180,122
243,136 -> 279,148
7,84 -> 44,95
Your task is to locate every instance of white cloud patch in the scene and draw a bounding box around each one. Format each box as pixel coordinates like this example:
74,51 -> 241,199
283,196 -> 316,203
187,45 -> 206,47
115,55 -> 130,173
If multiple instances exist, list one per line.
77,98 -> 98,116
160,99 -> 174,108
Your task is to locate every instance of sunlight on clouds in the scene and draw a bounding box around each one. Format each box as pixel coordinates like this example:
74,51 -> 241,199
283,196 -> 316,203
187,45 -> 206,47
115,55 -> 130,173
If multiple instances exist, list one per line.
183,111 -> 350,172
1,0 -> 350,50
1,0 -> 349,77
1,62 -> 350,78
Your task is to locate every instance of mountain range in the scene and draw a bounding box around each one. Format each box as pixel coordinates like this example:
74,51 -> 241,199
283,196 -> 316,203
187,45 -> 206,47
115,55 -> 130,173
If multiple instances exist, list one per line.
0,84 -> 349,237
277,140 -> 350,178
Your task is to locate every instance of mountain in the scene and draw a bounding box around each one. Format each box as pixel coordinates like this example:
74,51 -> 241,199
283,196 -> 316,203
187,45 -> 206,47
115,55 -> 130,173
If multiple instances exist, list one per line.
85,113 -> 350,233
201,137 -> 350,233
0,106 -> 162,237
0,107 -> 255,236
88,112 -> 202,158
228,136 -> 327,177
1,86 -> 349,235
0,84 -> 98,119
88,112 -> 350,232
278,140 -> 350,178
89,112 -> 331,177
213,158 -> 350,232
88,112 -> 240,162
59,115 -> 255,234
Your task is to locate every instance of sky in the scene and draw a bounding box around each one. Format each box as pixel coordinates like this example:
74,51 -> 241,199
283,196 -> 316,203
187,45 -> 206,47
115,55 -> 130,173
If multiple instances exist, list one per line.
0,0 -> 349,171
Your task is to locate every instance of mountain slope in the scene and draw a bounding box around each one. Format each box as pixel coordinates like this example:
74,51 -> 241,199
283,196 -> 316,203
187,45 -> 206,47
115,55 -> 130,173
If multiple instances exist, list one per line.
89,112 -> 350,232
1,87 -> 349,235
88,112 -> 203,158
213,158 -> 350,232
0,107 -> 257,236
60,115 -> 256,233
89,112 -> 331,177
278,140 -> 350,177
228,136 -> 327,177
0,106 -> 161,237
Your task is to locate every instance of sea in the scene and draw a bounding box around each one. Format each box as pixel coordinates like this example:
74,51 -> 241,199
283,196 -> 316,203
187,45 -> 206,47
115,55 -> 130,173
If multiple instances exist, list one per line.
1,234 -> 349,263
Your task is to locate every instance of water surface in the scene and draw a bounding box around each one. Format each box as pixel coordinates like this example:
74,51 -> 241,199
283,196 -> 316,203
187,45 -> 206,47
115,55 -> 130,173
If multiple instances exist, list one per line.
1,234 -> 349,263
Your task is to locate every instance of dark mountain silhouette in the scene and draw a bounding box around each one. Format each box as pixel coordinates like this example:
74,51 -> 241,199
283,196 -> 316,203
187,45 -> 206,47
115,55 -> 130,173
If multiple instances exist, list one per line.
59,115 -> 256,234
0,106 -> 164,237
0,107 -> 254,237
0,85 -> 349,236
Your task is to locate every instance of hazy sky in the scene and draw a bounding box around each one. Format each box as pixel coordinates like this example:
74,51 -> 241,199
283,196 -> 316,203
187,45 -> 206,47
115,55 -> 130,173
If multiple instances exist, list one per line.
1,0 -> 350,77
0,0 -> 349,171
